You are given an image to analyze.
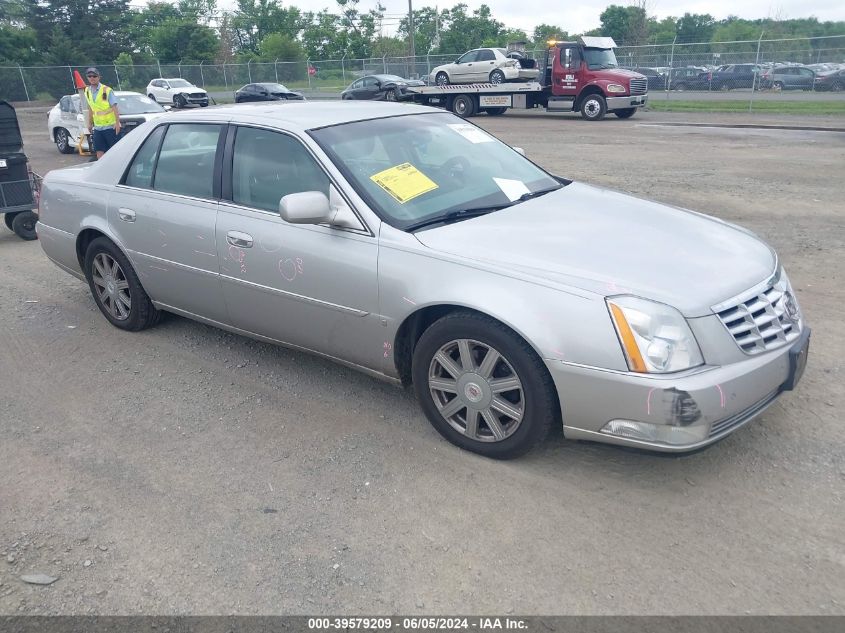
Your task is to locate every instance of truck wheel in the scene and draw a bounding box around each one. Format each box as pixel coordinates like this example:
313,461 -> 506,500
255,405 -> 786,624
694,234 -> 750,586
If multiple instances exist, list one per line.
489,70 -> 505,84
485,107 -> 507,116
4,212 -> 17,231
11,211 -> 38,241
435,72 -> 450,87
580,94 -> 606,121
451,94 -> 476,118
614,108 -> 636,119
55,128 -> 74,154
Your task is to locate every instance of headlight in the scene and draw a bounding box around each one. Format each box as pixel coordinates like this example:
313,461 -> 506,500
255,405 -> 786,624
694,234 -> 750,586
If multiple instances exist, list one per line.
606,83 -> 627,93
607,296 -> 704,373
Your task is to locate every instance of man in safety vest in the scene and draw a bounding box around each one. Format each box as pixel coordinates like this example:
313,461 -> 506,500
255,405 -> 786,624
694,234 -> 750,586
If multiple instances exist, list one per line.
84,67 -> 121,159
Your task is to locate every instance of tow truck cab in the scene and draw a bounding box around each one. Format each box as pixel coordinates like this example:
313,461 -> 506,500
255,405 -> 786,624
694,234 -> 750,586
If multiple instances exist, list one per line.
541,36 -> 648,120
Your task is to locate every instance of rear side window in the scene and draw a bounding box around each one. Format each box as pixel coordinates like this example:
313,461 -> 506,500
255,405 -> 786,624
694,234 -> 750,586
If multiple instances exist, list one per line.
231,127 -> 329,213
477,50 -> 495,62
125,125 -> 166,189
153,124 -> 222,199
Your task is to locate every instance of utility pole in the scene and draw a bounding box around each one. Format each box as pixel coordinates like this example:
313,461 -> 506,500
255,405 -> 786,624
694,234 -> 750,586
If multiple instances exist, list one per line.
408,0 -> 416,74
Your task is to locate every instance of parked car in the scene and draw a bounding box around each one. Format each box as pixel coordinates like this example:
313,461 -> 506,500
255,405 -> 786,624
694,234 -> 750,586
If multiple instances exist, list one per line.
631,67 -> 667,90
708,64 -> 763,90
48,92 -> 168,154
812,68 -> 845,92
760,65 -> 816,90
666,66 -> 710,91
341,75 -> 425,101
36,102 -> 810,459
146,78 -> 209,107
430,48 -> 540,86
234,83 -> 305,103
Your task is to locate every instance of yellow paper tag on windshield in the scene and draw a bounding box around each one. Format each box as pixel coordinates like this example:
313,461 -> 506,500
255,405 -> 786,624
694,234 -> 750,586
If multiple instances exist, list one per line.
370,163 -> 438,203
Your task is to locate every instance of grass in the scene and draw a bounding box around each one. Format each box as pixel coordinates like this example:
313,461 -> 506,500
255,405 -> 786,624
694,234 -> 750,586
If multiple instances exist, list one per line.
648,99 -> 845,115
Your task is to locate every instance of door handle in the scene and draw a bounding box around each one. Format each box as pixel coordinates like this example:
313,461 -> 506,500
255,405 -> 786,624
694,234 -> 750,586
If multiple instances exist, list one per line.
227,231 -> 253,248
118,208 -> 136,222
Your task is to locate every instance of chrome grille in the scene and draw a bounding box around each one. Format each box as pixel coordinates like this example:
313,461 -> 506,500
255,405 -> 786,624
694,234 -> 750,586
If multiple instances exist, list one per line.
714,272 -> 801,355
630,78 -> 648,95
708,390 -> 779,438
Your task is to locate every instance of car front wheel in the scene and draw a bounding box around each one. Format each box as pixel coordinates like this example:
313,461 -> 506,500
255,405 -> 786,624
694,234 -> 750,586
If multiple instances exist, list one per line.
411,312 -> 557,459
84,237 -> 160,331
55,128 -> 74,154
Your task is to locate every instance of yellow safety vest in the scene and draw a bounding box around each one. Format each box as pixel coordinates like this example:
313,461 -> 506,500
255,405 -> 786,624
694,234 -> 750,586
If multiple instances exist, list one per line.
84,84 -> 116,127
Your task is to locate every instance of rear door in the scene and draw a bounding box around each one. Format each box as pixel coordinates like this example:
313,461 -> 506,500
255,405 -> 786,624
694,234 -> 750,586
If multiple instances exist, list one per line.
109,122 -> 229,323
797,67 -> 814,89
475,49 -> 496,82
361,76 -> 381,99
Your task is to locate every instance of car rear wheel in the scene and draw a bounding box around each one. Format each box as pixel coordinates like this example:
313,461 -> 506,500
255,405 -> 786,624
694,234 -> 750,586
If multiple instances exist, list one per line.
580,94 -> 607,121
84,237 -> 160,331
11,211 -> 37,240
54,128 -> 74,154
435,72 -> 450,87
614,108 -> 636,119
489,69 -> 505,84
411,312 -> 557,459
451,94 -> 476,117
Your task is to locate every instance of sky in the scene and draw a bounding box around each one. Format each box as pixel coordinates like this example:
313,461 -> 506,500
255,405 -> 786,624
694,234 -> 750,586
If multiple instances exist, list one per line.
217,0 -> 845,37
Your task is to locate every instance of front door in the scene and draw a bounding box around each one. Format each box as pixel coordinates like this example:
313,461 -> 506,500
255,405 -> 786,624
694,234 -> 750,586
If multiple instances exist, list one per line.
452,50 -> 479,82
554,46 -> 581,97
215,125 -> 382,370
109,122 -> 230,323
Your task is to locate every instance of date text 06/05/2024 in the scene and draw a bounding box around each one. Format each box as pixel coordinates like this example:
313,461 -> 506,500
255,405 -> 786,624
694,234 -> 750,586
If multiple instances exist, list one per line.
307,617 -> 528,630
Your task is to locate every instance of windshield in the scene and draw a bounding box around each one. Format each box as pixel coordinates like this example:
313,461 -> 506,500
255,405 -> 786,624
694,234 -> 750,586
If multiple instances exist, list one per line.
310,113 -> 561,231
116,94 -> 165,114
168,79 -> 193,88
583,47 -> 618,70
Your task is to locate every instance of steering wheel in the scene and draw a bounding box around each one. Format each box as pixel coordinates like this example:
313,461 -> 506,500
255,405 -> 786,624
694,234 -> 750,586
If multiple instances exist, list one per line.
441,156 -> 471,185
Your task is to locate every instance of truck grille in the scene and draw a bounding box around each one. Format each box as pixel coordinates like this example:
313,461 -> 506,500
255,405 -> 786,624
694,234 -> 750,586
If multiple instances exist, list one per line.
714,272 -> 801,355
630,78 -> 648,95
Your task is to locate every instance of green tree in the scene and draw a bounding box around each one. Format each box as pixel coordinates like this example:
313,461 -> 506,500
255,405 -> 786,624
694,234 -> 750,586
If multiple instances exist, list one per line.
532,23 -> 570,46
149,21 -> 219,61
676,13 -> 716,43
438,4 -> 503,54
258,32 -> 304,61
231,0 -> 303,54
599,3 -> 647,45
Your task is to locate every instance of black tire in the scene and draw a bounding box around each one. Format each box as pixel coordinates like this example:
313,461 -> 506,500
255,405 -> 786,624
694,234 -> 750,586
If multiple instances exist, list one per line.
485,107 -> 507,116
411,311 -> 558,459
200,101 -> 209,107
385,87 -> 401,102
773,81 -> 784,91
3,212 -> 17,231
147,93 -> 157,102
489,69 -> 505,84
11,211 -> 38,241
614,108 -> 636,119
435,72 -> 450,87
579,93 -> 606,121
451,94 -> 476,118
673,82 -> 687,92
174,94 -> 186,108
83,237 -> 160,331
55,128 -> 74,154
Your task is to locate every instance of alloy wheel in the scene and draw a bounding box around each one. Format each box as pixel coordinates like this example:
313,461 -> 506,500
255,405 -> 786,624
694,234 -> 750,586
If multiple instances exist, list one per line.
428,339 -> 525,442
92,253 -> 131,321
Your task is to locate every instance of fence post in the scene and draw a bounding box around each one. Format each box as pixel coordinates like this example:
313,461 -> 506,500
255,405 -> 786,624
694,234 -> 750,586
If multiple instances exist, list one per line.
222,63 -> 227,90
178,61 -> 182,78
18,65 -> 30,101
383,54 -> 387,74
666,35 -> 676,100
199,61 -> 205,87
341,54 -> 346,83
749,30 -> 764,113
274,59 -> 279,83
157,59 -> 162,77
247,59 -> 252,82
306,59 -> 311,90
114,64 -> 122,90
67,66 -> 74,91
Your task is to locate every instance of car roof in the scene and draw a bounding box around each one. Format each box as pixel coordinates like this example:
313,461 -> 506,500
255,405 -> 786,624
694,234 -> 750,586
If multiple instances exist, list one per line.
65,91 -> 146,99
150,101 -> 442,132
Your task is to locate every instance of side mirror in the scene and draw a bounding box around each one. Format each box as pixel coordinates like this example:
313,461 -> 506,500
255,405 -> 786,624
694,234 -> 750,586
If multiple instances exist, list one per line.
280,191 -> 332,224
513,147 -> 525,156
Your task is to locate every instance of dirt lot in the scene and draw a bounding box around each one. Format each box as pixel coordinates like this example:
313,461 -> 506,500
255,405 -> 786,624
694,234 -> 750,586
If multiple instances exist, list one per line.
1,106 -> 843,615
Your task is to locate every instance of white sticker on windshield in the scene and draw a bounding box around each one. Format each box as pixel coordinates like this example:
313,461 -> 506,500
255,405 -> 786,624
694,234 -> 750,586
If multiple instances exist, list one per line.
493,178 -> 531,202
448,123 -> 494,144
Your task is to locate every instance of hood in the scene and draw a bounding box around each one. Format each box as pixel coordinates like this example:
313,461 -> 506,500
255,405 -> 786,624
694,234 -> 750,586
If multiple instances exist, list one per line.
413,183 -> 776,317
174,87 -> 206,94
122,111 -> 167,122
601,68 -> 646,81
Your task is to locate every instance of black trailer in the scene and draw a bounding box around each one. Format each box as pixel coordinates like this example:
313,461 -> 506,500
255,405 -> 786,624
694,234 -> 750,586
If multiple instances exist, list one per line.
1,100 -> 39,240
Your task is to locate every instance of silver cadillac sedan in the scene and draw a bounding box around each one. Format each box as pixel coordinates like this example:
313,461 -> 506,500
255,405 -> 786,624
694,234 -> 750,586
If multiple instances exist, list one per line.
36,102 -> 810,459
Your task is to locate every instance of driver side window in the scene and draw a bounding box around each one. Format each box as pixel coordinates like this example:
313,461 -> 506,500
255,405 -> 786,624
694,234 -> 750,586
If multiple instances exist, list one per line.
457,51 -> 478,64
351,79 -> 364,89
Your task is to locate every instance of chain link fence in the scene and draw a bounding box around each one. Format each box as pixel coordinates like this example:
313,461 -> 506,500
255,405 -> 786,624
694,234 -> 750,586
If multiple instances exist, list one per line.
2,35 -> 843,106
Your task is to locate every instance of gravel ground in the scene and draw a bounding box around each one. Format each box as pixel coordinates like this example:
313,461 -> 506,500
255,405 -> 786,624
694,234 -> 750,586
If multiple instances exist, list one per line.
1,105 -> 843,615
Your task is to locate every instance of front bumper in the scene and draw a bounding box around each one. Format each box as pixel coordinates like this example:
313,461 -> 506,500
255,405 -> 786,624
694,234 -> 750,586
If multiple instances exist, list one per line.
606,94 -> 648,110
180,94 -> 209,105
548,326 -> 810,452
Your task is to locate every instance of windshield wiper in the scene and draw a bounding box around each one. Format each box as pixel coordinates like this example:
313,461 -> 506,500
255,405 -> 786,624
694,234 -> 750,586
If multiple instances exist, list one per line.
515,185 -> 562,203
405,206 -> 505,232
